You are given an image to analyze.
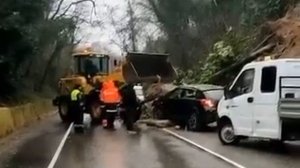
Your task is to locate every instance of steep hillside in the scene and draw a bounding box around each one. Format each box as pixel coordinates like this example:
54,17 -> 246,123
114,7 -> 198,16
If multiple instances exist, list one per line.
268,5 -> 300,58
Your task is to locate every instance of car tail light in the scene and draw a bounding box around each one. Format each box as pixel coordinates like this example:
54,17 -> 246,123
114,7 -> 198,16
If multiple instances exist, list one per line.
199,99 -> 215,110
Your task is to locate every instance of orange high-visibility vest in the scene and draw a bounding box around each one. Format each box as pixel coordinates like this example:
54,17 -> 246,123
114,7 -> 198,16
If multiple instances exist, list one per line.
100,80 -> 121,104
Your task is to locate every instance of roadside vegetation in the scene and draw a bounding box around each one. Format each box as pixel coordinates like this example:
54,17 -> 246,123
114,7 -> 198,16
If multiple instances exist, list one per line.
0,0 -> 97,104
140,0 -> 299,85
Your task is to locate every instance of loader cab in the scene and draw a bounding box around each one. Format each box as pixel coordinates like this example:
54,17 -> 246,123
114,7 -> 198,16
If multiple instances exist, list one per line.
73,54 -> 110,77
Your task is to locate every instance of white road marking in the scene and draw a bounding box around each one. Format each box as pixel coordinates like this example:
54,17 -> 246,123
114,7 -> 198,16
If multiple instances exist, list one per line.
47,122 -> 74,168
162,128 -> 246,168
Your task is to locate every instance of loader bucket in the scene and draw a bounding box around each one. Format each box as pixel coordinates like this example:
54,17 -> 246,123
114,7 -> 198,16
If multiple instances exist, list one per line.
122,52 -> 177,83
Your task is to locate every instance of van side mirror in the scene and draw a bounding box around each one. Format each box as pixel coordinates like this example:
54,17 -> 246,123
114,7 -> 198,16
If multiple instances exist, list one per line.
224,88 -> 233,100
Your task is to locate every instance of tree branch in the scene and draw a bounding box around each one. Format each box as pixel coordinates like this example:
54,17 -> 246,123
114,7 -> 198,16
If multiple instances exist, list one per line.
127,0 -> 137,51
146,0 -> 165,24
105,5 -> 130,52
251,33 -> 275,52
50,0 -> 65,20
55,0 -> 96,19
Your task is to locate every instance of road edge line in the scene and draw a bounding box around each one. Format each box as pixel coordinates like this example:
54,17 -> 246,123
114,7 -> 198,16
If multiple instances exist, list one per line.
47,122 -> 74,168
161,128 -> 246,168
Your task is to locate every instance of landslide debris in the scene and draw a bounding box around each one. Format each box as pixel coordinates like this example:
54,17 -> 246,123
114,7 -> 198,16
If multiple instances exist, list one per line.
268,5 -> 300,58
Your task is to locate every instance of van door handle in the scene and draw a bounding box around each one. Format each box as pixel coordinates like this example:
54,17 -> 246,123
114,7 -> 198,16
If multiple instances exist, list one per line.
228,105 -> 238,108
247,97 -> 254,103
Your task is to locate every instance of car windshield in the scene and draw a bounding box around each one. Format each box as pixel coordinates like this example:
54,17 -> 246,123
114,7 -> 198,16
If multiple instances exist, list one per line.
75,55 -> 109,75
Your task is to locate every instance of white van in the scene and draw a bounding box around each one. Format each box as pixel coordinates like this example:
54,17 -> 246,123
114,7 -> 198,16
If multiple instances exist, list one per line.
218,59 -> 300,145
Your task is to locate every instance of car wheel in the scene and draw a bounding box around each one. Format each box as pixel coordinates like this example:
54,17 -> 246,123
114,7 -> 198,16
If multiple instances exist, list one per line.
187,107 -> 206,132
218,122 -> 240,145
58,103 -> 71,123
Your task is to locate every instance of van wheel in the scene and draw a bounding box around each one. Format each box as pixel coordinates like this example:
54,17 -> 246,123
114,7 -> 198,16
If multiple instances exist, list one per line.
58,103 -> 70,123
218,122 -> 240,145
187,108 -> 206,132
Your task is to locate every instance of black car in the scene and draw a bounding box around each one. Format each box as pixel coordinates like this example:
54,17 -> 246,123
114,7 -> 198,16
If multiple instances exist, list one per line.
152,84 -> 224,131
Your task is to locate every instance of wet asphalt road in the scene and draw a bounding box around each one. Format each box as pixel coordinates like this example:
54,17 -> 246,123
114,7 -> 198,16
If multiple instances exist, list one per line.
0,115 -> 233,168
171,128 -> 300,168
2,114 -> 300,168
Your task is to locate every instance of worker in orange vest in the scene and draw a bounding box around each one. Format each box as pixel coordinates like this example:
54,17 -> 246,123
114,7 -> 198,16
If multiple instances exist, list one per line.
100,80 -> 121,130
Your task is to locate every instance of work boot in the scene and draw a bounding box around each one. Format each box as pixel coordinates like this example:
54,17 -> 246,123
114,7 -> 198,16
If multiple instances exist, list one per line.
74,124 -> 84,133
107,124 -> 116,131
103,123 -> 115,131
127,125 -> 138,135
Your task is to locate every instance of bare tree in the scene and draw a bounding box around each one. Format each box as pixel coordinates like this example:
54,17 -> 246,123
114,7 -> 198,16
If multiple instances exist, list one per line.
50,0 -> 96,20
106,5 -> 130,52
36,0 -> 98,91
127,0 -> 138,51
104,0 -> 145,52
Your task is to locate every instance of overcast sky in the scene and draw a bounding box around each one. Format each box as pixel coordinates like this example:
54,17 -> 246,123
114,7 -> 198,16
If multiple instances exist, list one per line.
77,0 -> 127,56
61,0 -> 158,56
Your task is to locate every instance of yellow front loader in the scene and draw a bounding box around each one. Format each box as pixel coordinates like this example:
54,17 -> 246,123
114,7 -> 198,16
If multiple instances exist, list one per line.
53,47 -> 177,124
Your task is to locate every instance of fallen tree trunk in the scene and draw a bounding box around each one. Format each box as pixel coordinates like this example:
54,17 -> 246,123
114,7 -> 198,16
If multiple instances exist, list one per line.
210,43 -> 276,82
250,34 -> 275,53
137,119 -> 173,128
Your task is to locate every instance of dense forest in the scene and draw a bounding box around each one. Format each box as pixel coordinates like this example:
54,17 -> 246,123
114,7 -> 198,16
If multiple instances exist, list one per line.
1,0 -> 300,103
0,0 -> 96,103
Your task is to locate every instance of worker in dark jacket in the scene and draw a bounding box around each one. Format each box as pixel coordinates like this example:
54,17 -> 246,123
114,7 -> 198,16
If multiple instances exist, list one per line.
119,83 -> 139,134
70,84 -> 84,132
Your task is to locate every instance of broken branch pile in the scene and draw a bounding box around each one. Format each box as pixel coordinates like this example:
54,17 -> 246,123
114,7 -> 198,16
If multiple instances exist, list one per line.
211,5 -> 300,82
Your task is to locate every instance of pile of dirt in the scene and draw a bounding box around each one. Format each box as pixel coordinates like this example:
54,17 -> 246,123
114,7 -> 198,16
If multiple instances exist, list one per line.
268,5 -> 300,58
214,5 -> 300,77
137,119 -> 173,128
145,83 -> 176,99
139,83 -> 176,119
